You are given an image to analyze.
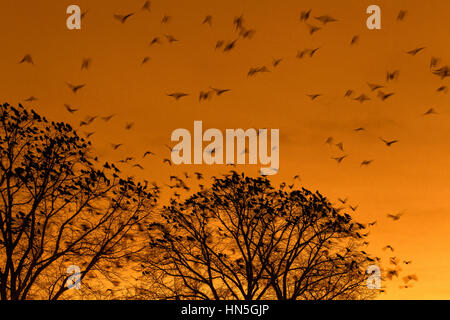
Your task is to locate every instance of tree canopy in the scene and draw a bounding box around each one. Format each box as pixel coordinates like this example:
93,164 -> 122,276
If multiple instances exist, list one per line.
0,103 -> 159,300
138,172 -> 375,300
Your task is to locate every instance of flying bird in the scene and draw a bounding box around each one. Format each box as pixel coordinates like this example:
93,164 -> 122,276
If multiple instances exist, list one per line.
397,10 -> 407,21
161,15 -> 171,24
215,40 -> 224,50
150,37 -> 161,46
142,1 -> 151,11
66,82 -> 86,94
203,15 -> 212,26
437,85 -> 448,93
307,94 -> 321,100
210,87 -> 230,96
378,91 -> 395,101
111,143 -> 123,150
19,54 -> 33,65
143,151 -> 155,158
423,108 -> 437,116
114,13 -> 134,24
350,35 -> 359,45
300,10 -> 311,22
386,70 -> 400,82
167,92 -> 189,100
406,47 -> 425,56
64,104 -> 78,113
332,155 -> 347,164
165,34 -> 178,43
101,114 -> 115,121
403,274 -> 418,283
354,94 -> 371,103
272,58 -> 283,67
24,96 -> 38,102
367,83 -> 384,91
81,58 -> 91,70
360,160 -> 373,167
223,39 -> 238,52
387,212 -> 404,221
314,15 -> 338,24
306,24 -> 321,35
233,15 -> 244,31
379,138 -> 398,147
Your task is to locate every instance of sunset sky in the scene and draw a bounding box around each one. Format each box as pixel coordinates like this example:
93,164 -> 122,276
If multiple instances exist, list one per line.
0,0 -> 449,299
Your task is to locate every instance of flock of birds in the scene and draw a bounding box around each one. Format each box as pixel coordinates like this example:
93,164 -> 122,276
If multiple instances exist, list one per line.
14,1 -> 446,292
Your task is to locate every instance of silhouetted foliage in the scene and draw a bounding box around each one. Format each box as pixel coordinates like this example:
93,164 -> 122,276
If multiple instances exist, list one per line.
137,172 -> 376,300
0,103 -> 159,300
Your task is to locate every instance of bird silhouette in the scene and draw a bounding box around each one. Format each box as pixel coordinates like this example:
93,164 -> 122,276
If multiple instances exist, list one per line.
300,10 -> 311,22
397,10 -> 407,21
161,15 -> 171,24
307,94 -> 321,100
423,108 -> 437,116
437,85 -> 448,93
223,39 -> 238,52
24,96 -> 38,102
165,34 -> 178,43
203,15 -> 212,26
387,212 -> 404,221
379,138 -> 398,147
306,24 -> 321,35
335,142 -> 344,151
19,54 -> 33,65
350,35 -> 359,45
143,151 -> 155,158
114,13 -> 134,24
167,92 -> 189,100
210,87 -> 231,95
367,83 -> 384,91
272,58 -> 283,67
64,104 -> 78,113
314,15 -> 338,24
150,37 -> 161,46
66,82 -> 86,94
361,160 -> 374,167
81,58 -> 91,70
101,114 -> 115,121
111,143 -> 123,150
142,1 -> 151,11
406,47 -> 425,56
332,155 -> 347,163
386,70 -> 400,82
354,94 -> 371,103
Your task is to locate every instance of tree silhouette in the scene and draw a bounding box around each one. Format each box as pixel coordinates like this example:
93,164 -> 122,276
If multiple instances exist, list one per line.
138,172 -> 376,300
0,103 -> 159,300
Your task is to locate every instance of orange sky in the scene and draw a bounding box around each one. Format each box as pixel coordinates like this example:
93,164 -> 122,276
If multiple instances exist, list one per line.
0,0 -> 449,299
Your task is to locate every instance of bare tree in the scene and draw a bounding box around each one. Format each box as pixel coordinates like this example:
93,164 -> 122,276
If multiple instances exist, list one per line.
138,172 -> 376,300
0,103 -> 159,300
